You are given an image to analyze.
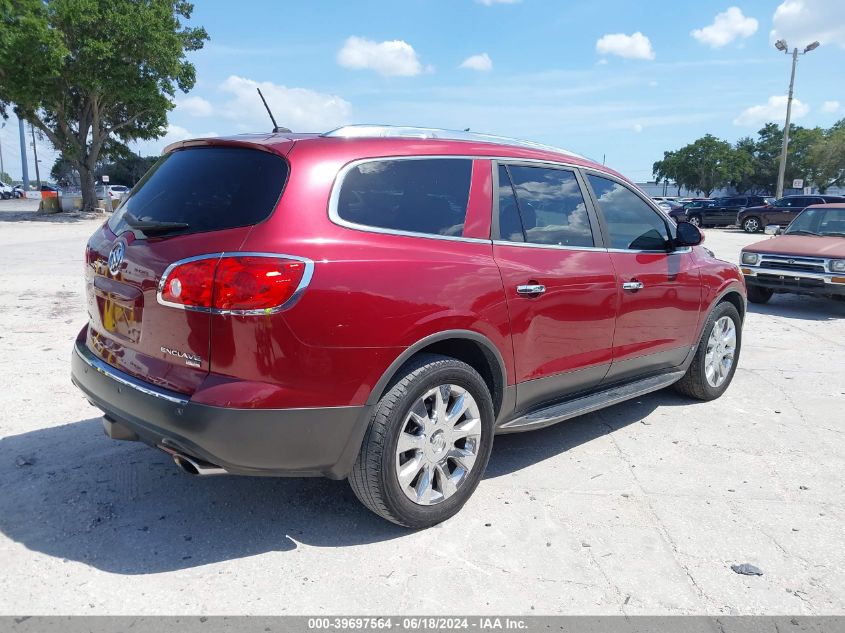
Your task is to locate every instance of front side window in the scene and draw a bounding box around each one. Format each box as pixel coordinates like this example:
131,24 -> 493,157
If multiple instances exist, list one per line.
335,158 -> 472,237
500,165 -> 594,247
588,175 -> 670,251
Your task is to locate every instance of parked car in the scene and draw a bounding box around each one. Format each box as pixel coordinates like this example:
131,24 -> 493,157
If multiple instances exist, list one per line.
736,194 -> 845,233
12,185 -> 25,198
685,195 -> 770,228
0,180 -> 12,199
740,203 -> 845,303
71,125 -> 746,528
666,199 -> 710,223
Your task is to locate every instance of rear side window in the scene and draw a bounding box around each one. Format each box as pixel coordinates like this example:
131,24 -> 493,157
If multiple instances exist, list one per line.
109,147 -> 288,236
588,175 -> 670,251
499,165 -> 594,247
336,158 -> 472,237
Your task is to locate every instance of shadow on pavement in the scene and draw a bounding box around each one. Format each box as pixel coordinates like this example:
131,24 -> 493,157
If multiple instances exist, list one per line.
0,389 -> 686,574
747,294 -> 845,321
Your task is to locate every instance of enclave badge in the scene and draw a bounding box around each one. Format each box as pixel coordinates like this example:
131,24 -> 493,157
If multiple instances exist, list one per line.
161,346 -> 202,368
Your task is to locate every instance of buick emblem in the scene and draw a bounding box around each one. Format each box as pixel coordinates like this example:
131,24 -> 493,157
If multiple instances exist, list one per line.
108,242 -> 125,275
788,259 -> 795,265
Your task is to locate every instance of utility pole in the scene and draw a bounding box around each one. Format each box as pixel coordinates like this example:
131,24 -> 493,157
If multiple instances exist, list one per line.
18,117 -> 29,190
30,123 -> 41,189
774,39 -> 819,199
0,122 -> 5,178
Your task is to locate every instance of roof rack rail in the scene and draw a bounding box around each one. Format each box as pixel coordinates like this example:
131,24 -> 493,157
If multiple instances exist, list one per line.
322,125 -> 585,159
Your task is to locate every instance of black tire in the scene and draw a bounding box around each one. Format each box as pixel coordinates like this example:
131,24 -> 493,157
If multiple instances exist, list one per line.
674,302 -> 742,401
746,285 -> 773,304
742,217 -> 761,233
349,354 -> 495,528
688,214 -> 702,228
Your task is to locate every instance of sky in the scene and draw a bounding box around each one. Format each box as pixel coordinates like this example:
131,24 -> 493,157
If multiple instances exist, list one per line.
2,0 -> 844,184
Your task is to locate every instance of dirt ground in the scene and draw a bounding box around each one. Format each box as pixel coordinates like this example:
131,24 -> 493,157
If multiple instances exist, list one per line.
1,198 -> 843,615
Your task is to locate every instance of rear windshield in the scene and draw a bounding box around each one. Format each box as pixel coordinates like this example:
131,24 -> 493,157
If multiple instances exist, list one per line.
108,146 -> 288,236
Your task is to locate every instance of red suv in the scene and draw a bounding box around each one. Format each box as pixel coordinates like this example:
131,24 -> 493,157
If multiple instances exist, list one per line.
71,126 -> 746,528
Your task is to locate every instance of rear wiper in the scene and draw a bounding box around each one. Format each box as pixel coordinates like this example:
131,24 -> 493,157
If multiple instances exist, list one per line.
128,220 -> 190,235
124,211 -> 189,235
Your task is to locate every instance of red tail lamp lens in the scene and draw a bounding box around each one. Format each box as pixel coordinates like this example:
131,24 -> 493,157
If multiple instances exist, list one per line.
160,256 -> 306,312
161,258 -> 217,308
213,257 -> 305,311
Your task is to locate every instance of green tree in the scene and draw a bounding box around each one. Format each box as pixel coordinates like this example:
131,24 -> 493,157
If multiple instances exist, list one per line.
0,0 -> 207,210
806,120 -> 845,192
0,170 -> 13,183
653,135 -> 738,197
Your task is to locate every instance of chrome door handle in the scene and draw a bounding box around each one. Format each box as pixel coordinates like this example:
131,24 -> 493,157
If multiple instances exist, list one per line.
516,284 -> 546,295
622,281 -> 644,291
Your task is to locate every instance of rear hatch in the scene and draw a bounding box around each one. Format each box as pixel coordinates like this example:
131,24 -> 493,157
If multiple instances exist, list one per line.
84,143 -> 290,394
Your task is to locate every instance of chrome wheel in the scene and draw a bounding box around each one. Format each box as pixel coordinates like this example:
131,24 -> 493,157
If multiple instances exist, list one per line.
688,215 -> 701,227
743,217 -> 759,233
705,316 -> 736,388
395,384 -> 482,506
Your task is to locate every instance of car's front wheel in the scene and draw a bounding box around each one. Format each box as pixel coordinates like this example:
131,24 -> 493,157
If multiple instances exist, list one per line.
742,217 -> 761,233
675,302 -> 742,401
349,354 -> 495,528
687,214 -> 702,227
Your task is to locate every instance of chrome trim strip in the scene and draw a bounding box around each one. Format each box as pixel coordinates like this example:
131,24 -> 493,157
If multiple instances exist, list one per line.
75,342 -> 189,405
156,251 -> 315,315
492,240 -> 606,253
742,265 -> 842,283
606,247 -> 692,255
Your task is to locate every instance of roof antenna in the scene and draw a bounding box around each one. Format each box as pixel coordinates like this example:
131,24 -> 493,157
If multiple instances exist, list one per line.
256,87 -> 291,133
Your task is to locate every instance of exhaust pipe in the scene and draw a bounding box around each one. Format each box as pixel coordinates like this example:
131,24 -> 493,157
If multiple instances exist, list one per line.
158,445 -> 227,476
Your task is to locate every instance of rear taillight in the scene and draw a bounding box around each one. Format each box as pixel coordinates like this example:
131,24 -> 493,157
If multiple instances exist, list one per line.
159,254 -> 311,314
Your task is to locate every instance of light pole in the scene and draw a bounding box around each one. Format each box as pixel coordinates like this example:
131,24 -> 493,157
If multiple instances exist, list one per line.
774,39 -> 819,199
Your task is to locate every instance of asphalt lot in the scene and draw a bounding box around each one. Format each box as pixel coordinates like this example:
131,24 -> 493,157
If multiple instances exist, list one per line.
0,197 -> 843,615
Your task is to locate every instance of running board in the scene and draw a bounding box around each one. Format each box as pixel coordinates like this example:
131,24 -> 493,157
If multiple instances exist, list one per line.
496,370 -> 686,434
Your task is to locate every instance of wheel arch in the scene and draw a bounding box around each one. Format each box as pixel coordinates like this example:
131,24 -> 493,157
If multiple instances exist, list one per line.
367,330 -> 508,418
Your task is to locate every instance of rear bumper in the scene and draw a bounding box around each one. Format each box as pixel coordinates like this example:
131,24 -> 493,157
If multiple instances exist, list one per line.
71,339 -> 372,478
742,267 -> 845,297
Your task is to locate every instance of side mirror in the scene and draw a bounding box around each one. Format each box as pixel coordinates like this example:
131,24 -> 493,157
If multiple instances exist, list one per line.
764,224 -> 781,235
675,221 -> 703,247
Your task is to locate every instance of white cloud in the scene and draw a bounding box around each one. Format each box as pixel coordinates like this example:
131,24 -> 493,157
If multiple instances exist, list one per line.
459,53 -> 493,72
822,100 -> 841,113
595,32 -> 655,60
337,36 -> 425,76
771,0 -> 845,49
219,75 -> 351,132
691,7 -> 758,48
733,95 -> 809,126
475,0 -> 521,4
175,95 -> 214,117
632,123 -> 644,133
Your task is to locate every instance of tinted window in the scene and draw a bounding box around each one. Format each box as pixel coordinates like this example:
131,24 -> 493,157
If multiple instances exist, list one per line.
724,197 -> 744,206
505,165 -> 594,247
588,175 -> 670,251
336,158 -> 471,237
109,147 -> 288,236
497,165 -> 525,242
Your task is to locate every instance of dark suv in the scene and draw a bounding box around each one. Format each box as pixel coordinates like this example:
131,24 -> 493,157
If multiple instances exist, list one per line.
737,194 -> 845,233
686,195 -> 770,228
71,125 -> 746,528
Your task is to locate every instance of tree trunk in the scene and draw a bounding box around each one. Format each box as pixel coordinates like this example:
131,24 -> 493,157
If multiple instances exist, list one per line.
78,162 -> 97,212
